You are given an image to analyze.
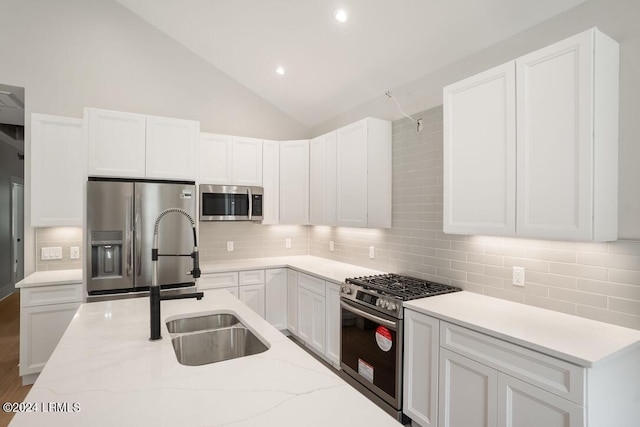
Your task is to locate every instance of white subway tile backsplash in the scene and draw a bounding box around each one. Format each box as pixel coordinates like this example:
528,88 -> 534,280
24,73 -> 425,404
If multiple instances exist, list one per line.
548,288 -> 608,308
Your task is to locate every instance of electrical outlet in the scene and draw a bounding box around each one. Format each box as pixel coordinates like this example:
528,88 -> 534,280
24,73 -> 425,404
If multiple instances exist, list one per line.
70,246 -> 80,259
285,238 -> 292,249
512,266 -> 525,287
226,241 -> 234,252
369,246 -> 375,259
329,241 -> 335,252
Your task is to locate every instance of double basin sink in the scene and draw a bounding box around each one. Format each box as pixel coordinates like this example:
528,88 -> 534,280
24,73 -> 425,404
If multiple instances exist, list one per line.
166,312 -> 269,366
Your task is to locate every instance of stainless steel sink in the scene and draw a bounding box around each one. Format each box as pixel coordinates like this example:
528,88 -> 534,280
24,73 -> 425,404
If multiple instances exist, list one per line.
166,313 -> 239,334
170,326 -> 268,366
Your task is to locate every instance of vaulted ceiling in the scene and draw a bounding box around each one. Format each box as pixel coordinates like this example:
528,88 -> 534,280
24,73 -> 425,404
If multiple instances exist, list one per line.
114,0 -> 586,127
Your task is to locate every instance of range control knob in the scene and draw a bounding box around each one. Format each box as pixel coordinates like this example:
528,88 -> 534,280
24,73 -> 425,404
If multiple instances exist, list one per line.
376,299 -> 382,307
341,286 -> 352,294
381,300 -> 389,308
388,303 -> 398,311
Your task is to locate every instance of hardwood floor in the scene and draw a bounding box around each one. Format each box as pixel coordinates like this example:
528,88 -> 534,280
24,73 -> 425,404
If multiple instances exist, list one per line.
0,292 -> 32,427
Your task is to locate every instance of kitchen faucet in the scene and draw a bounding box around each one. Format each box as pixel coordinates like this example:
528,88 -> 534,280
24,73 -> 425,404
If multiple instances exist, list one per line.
150,208 -> 203,340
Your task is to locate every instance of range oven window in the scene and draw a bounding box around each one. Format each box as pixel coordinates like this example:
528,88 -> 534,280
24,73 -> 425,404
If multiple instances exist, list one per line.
341,304 -> 398,402
202,193 -> 249,216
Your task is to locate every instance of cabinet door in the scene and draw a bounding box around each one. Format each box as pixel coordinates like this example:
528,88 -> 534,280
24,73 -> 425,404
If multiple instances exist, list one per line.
279,140 -> 309,224
497,374 -> 584,427
336,120 -> 368,227
31,114 -> 85,227
145,116 -> 199,180
403,309 -> 439,427
443,62 -> 516,236
287,269 -> 298,335
20,302 -> 81,376
309,131 -> 337,225
262,140 -> 280,224
232,136 -> 263,186
239,284 -> 265,318
516,30 -> 594,241
198,272 -> 239,290
298,286 -> 326,354
265,268 -> 287,330
439,348 -> 498,427
86,108 -> 146,177
309,291 -> 326,355
325,282 -> 341,367
297,286 -> 312,343
199,133 -> 232,184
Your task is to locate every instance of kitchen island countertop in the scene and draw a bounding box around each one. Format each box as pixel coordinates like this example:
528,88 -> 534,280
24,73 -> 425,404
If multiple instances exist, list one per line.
10,289 -> 401,427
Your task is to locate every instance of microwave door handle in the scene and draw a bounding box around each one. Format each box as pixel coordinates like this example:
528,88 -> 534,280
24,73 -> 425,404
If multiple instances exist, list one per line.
247,188 -> 252,220
340,301 -> 397,330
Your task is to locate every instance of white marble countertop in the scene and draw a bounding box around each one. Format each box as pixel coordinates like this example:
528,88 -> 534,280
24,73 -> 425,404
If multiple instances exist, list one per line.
200,255 -> 385,283
16,269 -> 83,289
10,290 -> 401,427
404,291 -> 640,368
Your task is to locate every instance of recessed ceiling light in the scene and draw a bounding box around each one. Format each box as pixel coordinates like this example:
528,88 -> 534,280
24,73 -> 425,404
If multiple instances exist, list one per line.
334,9 -> 348,23
275,66 -> 285,76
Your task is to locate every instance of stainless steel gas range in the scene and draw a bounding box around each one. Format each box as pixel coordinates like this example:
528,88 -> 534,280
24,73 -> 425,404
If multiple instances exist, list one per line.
339,274 -> 461,423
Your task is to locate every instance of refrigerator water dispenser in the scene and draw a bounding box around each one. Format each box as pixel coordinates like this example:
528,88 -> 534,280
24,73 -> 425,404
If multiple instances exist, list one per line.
91,231 -> 122,278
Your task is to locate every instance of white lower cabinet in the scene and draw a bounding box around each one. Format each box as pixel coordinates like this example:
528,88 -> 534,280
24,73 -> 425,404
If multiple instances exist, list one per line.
438,348 -> 498,427
403,309 -> 440,426
286,270 -> 299,335
325,282 -> 341,367
265,268 -> 287,330
20,283 -> 82,385
297,273 -> 326,355
404,309 -> 594,427
198,271 -> 265,317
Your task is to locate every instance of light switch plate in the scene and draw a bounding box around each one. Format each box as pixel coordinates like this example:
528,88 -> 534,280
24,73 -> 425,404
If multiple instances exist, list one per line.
226,241 -> 234,252
329,241 -> 335,252
70,246 -> 80,259
285,238 -> 292,249
369,246 -> 375,259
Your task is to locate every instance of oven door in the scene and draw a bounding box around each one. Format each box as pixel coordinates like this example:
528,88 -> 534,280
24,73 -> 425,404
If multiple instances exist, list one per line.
340,298 -> 403,410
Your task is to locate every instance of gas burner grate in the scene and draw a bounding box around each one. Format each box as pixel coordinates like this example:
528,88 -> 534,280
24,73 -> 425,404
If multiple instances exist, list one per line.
346,274 -> 461,301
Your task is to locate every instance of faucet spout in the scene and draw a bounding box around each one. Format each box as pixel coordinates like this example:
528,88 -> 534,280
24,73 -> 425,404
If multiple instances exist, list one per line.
149,208 -> 203,341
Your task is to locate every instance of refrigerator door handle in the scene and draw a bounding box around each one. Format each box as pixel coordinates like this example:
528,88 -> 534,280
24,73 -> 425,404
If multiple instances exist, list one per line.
125,195 -> 133,277
248,187 -> 252,220
135,194 -> 142,276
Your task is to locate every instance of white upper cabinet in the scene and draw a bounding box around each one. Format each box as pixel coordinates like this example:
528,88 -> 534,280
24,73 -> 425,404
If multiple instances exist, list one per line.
145,115 -> 199,180
444,28 -> 619,242
443,62 -> 516,237
336,117 -> 392,228
310,131 -> 337,226
87,108 -> 146,178
31,114 -> 85,227
199,133 -> 232,184
232,136 -> 263,186
199,134 -> 262,186
279,140 -> 309,224
516,29 -> 618,241
86,108 -> 199,180
262,140 -> 280,225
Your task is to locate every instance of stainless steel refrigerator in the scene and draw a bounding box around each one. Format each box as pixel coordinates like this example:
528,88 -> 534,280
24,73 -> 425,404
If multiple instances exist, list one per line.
86,178 -> 196,301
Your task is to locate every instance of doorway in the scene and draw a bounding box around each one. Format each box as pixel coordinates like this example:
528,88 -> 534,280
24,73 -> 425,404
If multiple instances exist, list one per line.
0,83 -> 25,300
11,177 -> 24,286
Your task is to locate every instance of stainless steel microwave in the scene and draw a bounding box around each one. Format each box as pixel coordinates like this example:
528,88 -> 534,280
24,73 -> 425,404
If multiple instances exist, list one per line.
199,184 -> 263,221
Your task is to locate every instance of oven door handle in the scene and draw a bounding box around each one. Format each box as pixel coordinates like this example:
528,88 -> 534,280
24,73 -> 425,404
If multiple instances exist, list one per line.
340,301 -> 397,330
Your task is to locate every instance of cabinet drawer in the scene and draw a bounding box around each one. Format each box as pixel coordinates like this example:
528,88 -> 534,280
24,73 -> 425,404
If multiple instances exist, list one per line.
239,270 -> 265,286
298,273 -> 325,296
198,272 -> 238,290
440,322 -> 585,405
20,284 -> 83,307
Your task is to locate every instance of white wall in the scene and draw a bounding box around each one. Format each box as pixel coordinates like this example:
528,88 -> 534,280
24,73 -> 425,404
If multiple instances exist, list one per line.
0,0 -> 311,275
311,0 -> 640,239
